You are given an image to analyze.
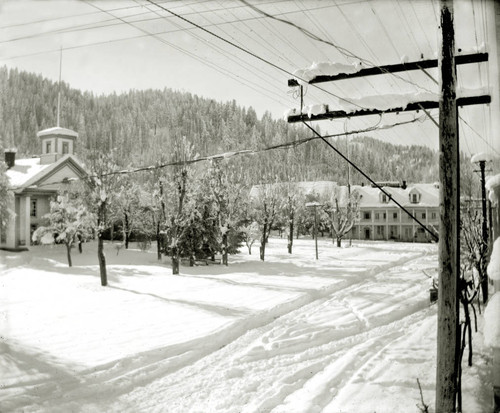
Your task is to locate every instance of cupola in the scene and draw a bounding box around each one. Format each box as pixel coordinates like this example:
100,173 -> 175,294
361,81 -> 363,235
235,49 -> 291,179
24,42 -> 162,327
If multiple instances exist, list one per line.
36,126 -> 78,164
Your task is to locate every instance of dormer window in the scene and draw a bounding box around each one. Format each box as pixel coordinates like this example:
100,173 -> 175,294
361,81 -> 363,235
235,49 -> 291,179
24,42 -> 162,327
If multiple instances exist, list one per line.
380,193 -> 390,203
409,189 -> 421,204
62,142 -> 69,154
46,142 -> 51,153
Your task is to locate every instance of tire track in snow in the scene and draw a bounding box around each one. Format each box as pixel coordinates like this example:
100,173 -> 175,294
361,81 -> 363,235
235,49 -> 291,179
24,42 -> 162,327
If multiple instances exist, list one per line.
13,248 -> 434,412
96,249 -> 437,413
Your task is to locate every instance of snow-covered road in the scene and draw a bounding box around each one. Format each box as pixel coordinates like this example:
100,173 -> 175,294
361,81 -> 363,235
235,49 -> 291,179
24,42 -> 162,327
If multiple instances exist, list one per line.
1,239 -> 491,412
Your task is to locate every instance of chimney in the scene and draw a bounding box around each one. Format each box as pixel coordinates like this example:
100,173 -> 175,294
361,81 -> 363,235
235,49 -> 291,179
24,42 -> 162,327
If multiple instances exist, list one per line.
401,180 -> 407,189
4,148 -> 17,169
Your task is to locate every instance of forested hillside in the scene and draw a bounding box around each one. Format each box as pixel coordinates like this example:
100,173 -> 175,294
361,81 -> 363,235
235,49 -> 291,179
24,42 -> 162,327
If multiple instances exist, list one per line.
0,66 -> 457,186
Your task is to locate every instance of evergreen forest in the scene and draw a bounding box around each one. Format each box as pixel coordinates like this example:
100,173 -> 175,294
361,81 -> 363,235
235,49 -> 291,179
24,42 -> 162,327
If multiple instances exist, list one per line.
0,66 -> 465,187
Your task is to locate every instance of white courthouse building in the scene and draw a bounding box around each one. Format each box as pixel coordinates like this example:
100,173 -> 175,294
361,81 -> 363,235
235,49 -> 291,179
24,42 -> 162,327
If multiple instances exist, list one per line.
1,126 -> 87,249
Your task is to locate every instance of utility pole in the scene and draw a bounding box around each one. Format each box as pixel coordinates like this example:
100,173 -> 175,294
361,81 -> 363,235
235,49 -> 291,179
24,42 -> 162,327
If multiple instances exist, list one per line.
436,1 -> 459,412
473,158 -> 490,303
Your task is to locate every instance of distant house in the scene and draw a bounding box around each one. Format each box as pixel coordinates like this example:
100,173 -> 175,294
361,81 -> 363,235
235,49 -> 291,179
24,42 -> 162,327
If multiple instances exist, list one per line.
250,180 -> 440,243
349,183 -> 440,242
1,126 -> 87,249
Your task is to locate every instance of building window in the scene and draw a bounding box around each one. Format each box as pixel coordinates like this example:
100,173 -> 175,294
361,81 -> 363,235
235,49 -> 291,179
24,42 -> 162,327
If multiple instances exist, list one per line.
364,212 -> 371,220
62,142 -> 69,154
410,193 -> 419,204
375,212 -> 380,220
381,194 -> 389,203
46,142 -> 51,153
431,212 -> 437,220
393,212 -> 398,219
383,212 -> 387,220
422,212 -> 426,219
30,199 -> 37,217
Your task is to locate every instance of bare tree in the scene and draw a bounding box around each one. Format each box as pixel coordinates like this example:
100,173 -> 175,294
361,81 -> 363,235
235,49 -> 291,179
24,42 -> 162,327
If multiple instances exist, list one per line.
252,179 -> 281,261
323,188 -> 360,248
84,151 -> 119,286
281,182 -> 305,254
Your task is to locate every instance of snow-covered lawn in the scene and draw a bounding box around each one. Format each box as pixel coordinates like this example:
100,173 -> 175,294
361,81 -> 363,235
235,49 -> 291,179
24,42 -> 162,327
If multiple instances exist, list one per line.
0,238 -> 492,412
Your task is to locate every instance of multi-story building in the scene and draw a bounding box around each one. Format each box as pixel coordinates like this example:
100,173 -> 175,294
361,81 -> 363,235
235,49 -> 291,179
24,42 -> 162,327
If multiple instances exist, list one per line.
250,180 -> 440,243
349,182 -> 440,242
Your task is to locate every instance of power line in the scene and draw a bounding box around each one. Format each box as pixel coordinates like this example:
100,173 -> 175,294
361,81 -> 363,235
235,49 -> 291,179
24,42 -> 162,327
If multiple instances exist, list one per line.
82,1 -> 289,108
240,0 -> 436,95
0,0 -> 279,45
9,116 -> 424,191
144,0 -> 367,109
300,120 -> 439,241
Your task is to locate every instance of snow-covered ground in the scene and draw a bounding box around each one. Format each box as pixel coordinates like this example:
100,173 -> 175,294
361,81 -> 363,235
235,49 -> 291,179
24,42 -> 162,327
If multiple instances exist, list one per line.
0,238 -> 493,412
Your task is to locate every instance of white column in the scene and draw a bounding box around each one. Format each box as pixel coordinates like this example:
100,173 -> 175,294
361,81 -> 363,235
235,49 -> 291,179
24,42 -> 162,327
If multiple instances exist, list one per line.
24,195 -> 31,246
5,196 -> 16,248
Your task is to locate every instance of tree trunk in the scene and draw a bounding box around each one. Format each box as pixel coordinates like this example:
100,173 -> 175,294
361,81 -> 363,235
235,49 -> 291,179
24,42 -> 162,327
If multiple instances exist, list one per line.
222,232 -> 228,265
98,233 -> 107,286
66,242 -> 72,267
156,222 -> 162,261
172,247 -> 179,274
260,223 -> 267,261
337,237 -> 341,248
288,213 -> 294,254
77,234 -> 83,253
98,203 -> 108,286
124,213 -> 130,249
248,245 -> 252,255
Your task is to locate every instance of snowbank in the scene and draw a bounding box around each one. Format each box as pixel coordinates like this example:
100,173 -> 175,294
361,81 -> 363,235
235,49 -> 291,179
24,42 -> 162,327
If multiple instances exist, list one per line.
486,174 -> 500,204
488,237 -> 500,281
484,293 -> 500,348
0,239 -> 492,412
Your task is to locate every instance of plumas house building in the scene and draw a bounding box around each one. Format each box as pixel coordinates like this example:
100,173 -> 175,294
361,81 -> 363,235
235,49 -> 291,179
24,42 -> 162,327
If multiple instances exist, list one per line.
1,126 -> 87,249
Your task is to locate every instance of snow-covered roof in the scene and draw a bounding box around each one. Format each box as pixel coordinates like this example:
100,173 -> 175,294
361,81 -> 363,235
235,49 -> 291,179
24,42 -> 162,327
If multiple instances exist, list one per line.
249,181 -> 438,208
36,126 -> 78,138
249,181 -> 338,199
6,155 -> 86,191
6,157 -> 50,187
352,183 -> 439,208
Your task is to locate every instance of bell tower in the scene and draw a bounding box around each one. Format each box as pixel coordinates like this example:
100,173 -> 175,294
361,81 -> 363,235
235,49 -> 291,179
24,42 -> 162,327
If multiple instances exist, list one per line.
37,127 -> 78,164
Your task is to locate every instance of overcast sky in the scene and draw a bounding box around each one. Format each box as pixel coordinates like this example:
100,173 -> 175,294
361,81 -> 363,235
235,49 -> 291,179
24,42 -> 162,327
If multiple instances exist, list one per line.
1,0 -> 498,157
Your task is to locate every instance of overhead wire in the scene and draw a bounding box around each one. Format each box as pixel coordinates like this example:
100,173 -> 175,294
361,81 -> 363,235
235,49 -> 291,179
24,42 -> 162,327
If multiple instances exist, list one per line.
136,0 -> 293,107
241,0 -> 436,96
408,1 -> 435,56
211,1 -> 297,68
9,115 -> 424,191
300,119 -> 439,241
0,2 -> 153,29
144,0 -> 370,110
82,1 -> 289,109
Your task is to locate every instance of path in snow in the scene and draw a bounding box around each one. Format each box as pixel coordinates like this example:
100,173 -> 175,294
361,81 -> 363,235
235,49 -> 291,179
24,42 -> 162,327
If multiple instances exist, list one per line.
10,244 -> 440,413
107,252 -> 436,413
